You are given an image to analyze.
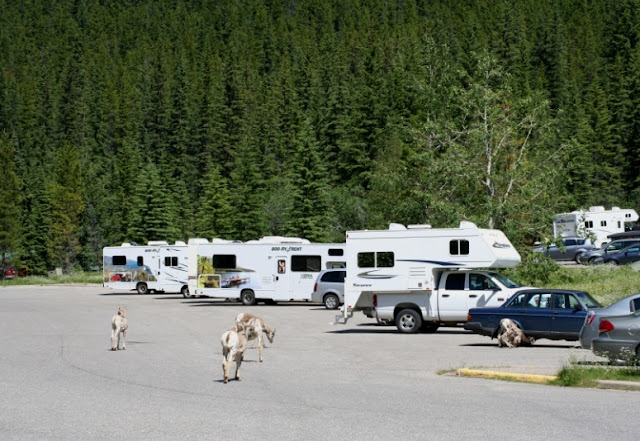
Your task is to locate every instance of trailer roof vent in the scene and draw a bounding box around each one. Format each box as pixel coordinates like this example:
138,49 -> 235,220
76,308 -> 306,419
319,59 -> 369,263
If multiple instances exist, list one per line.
147,241 -> 168,246
589,206 -> 605,212
459,221 -> 478,229
174,240 -> 187,246
121,243 -> 132,247
188,238 -> 210,245
389,223 -> 406,231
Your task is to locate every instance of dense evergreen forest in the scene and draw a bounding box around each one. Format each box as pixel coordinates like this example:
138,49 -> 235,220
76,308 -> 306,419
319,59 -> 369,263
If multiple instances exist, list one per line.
1,0 -> 640,273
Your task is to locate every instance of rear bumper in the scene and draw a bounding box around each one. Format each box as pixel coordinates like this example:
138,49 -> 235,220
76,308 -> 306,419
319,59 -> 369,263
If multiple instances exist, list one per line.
464,322 -> 493,337
592,338 -> 638,361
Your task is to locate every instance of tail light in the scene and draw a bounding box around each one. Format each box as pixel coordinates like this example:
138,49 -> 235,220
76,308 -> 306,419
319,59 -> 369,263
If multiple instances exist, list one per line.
585,311 -> 596,326
467,314 -> 472,322
373,294 -> 377,307
599,320 -> 614,333
313,283 -> 317,292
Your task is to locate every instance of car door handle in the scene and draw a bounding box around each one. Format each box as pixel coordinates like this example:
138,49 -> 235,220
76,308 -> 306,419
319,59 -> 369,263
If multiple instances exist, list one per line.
469,294 -> 478,298
442,294 -> 450,298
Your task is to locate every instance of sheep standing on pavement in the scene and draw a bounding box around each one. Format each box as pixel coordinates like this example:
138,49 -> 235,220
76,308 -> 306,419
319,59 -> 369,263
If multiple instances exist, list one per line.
111,307 -> 128,351
235,313 -> 276,362
221,323 -> 252,383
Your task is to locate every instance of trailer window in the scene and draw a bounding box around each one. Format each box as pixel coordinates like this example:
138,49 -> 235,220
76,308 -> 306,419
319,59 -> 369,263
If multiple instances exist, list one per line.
358,252 -> 375,268
112,256 -> 126,265
328,248 -> 344,256
292,255 -> 321,272
449,240 -> 469,255
377,252 -> 394,267
585,221 -> 593,228
137,256 -> 144,266
213,255 -> 236,269
164,256 -> 178,267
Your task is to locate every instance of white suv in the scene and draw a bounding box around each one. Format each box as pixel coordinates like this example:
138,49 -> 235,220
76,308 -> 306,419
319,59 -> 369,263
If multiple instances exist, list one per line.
311,269 -> 345,309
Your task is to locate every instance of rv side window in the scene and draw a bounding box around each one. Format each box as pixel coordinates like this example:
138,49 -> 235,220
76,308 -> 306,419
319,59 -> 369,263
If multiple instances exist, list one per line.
601,220 -> 607,227
291,255 -> 321,272
112,256 -> 126,265
137,256 -> 144,266
449,240 -> 469,255
213,255 -> 236,269
164,256 -> 178,267
358,252 -> 375,268
445,273 -> 465,290
585,221 -> 593,228
327,261 -> 346,269
328,248 -> 344,256
377,252 -> 394,267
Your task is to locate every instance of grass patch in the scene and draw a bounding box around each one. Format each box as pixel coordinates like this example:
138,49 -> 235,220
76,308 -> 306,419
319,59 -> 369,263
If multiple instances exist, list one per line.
0,271 -> 102,286
551,364 -> 640,387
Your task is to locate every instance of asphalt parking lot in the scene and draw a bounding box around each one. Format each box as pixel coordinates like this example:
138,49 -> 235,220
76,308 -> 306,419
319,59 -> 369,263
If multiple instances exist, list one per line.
1,285 -> 639,441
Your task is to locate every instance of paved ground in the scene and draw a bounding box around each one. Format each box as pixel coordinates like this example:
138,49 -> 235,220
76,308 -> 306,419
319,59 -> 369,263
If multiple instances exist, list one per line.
1,285 -> 638,441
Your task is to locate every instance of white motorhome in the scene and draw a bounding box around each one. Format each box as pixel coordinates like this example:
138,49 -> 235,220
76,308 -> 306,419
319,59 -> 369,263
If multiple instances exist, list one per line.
336,222 -> 522,333
553,206 -> 639,248
187,237 -> 345,304
103,241 -> 188,295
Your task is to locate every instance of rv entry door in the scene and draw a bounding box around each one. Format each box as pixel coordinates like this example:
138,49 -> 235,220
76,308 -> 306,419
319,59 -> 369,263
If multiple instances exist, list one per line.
273,257 -> 289,300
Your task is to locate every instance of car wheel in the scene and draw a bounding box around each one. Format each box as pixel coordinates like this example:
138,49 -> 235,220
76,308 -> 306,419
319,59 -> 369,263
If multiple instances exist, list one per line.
574,252 -> 584,264
241,290 -> 257,306
323,294 -> 340,310
181,285 -> 192,298
136,283 -> 148,295
588,257 -> 598,265
395,309 -> 422,334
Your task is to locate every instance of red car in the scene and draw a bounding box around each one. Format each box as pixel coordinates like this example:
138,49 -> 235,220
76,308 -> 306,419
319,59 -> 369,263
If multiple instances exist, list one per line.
1,266 -> 17,279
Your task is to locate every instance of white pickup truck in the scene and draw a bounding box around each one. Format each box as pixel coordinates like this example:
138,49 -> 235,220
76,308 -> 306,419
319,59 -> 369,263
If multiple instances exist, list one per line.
363,269 -> 527,332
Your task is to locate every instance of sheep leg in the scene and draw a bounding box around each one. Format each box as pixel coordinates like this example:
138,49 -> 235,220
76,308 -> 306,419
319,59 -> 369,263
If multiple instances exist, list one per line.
235,354 -> 243,381
121,329 -> 126,350
111,328 -> 118,350
257,333 -> 263,362
222,350 -> 231,383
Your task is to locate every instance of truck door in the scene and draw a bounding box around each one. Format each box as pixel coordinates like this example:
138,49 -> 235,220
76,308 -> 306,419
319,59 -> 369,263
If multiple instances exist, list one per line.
467,273 -> 504,309
437,272 -> 468,320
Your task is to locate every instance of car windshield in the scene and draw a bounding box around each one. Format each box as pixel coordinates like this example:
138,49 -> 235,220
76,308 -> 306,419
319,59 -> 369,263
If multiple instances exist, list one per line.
489,272 -> 521,289
574,291 -> 602,309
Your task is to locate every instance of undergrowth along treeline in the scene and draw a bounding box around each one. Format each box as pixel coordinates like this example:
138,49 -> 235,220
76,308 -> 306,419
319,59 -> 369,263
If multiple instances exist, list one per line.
2,0 -> 640,274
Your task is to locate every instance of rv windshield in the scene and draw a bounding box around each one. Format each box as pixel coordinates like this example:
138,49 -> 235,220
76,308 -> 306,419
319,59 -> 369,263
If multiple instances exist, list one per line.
489,272 -> 522,289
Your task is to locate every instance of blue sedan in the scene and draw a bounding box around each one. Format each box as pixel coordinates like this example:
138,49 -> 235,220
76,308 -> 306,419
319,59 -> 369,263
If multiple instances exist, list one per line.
465,289 -> 602,342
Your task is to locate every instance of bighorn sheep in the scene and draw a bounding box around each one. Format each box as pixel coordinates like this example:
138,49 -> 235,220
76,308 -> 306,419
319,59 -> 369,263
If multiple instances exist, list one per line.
111,307 -> 128,351
497,318 -> 535,348
235,313 -> 276,362
221,323 -> 251,383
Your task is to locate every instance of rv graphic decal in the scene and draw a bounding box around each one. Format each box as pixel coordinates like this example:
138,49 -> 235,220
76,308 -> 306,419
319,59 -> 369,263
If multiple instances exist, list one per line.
103,260 -> 157,283
357,270 -> 397,280
196,256 -> 258,289
396,259 -> 462,267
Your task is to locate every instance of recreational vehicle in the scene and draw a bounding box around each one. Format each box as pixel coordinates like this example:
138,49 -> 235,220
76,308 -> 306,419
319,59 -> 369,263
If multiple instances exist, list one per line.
103,241 -> 188,295
187,237 -> 345,304
553,206 -> 639,248
335,222 -> 522,333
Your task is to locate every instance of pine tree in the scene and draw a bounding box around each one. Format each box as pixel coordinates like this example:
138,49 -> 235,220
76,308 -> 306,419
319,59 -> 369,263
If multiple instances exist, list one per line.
0,131 -> 21,265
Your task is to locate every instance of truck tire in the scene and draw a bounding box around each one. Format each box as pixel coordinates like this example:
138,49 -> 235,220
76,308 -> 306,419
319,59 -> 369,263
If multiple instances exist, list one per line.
181,285 -> 192,298
241,290 -> 257,306
136,283 -> 148,295
395,309 -> 422,334
323,294 -> 340,310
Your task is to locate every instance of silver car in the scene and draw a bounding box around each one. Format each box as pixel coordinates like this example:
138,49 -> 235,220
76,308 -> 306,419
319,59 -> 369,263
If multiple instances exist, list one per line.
591,310 -> 640,364
311,269 -> 345,310
579,293 -> 640,349
532,237 -> 595,263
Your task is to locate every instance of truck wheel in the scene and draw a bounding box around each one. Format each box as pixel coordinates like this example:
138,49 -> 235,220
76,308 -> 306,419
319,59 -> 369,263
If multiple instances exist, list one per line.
181,285 -> 192,298
395,309 -> 422,334
323,294 -> 340,310
136,283 -> 148,295
241,290 -> 256,306
420,322 -> 439,333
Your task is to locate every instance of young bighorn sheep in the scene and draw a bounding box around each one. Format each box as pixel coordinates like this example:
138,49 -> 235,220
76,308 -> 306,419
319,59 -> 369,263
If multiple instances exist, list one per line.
221,323 -> 251,383
497,318 -> 535,348
111,307 -> 128,351
235,313 -> 276,362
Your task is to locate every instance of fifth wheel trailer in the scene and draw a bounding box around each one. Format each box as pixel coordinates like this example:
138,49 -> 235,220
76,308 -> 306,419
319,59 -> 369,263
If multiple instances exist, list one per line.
335,222 -> 522,333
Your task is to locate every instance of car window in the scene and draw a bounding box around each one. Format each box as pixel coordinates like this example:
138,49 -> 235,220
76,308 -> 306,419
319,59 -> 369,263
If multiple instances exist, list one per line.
469,274 -> 498,290
576,239 -> 586,245
627,246 -> 640,254
489,272 -> 522,288
573,291 -> 602,309
563,239 -> 576,246
633,298 -> 640,312
445,273 -> 466,290
508,292 -> 550,309
552,293 -> 581,309
321,271 -> 344,283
